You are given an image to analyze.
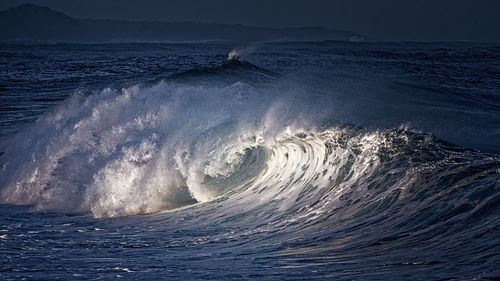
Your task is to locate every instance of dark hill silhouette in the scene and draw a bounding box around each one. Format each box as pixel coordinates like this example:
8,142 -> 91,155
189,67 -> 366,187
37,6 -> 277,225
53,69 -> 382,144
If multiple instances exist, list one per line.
0,4 -> 364,42
0,4 -> 77,40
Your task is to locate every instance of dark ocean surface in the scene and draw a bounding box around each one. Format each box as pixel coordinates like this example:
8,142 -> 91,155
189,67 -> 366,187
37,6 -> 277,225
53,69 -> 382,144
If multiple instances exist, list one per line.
0,41 -> 499,280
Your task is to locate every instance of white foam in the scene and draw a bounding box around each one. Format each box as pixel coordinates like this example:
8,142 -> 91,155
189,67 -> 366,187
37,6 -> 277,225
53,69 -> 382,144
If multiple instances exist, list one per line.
0,79 -> 417,218
0,81 -> 281,217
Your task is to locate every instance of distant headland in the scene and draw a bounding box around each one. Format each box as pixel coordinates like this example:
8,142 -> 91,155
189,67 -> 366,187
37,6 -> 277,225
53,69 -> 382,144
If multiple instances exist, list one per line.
0,4 -> 366,43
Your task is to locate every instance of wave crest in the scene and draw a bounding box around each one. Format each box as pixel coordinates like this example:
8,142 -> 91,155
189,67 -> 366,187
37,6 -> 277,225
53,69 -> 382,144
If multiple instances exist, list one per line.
0,80 -> 497,219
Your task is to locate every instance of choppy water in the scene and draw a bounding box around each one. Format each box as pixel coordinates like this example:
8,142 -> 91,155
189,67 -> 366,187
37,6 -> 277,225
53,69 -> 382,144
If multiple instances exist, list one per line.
0,41 -> 499,280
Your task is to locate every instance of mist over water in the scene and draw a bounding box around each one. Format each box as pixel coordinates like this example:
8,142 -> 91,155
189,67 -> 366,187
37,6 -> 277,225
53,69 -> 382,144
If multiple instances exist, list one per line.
0,42 -> 499,280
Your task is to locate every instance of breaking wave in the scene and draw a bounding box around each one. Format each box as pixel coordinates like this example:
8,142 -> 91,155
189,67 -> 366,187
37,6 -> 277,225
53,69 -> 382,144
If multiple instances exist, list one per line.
0,75 -> 498,223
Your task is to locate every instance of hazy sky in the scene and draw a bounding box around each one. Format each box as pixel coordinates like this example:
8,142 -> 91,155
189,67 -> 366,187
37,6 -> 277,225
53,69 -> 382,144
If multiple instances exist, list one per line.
1,0 -> 499,41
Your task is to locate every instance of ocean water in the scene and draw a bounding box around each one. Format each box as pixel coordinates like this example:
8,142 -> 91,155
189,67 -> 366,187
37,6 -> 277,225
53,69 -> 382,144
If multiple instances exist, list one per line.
0,41 -> 499,280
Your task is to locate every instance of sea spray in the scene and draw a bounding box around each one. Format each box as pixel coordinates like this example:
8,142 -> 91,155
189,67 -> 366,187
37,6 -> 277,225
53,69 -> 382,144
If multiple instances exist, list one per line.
228,45 -> 257,61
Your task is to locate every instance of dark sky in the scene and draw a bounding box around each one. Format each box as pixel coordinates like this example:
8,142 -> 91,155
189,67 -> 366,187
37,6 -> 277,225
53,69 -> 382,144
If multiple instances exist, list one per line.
1,0 -> 499,41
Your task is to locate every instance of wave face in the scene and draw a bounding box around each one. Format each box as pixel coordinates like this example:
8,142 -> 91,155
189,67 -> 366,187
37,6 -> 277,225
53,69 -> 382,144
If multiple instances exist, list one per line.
0,42 -> 499,280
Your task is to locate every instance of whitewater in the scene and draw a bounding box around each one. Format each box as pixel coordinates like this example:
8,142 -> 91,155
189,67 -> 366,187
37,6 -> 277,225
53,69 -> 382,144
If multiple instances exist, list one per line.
0,42 -> 499,280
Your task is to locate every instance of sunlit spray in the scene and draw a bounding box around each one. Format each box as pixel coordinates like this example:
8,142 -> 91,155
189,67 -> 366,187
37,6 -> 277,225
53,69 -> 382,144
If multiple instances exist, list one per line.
228,45 -> 257,61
